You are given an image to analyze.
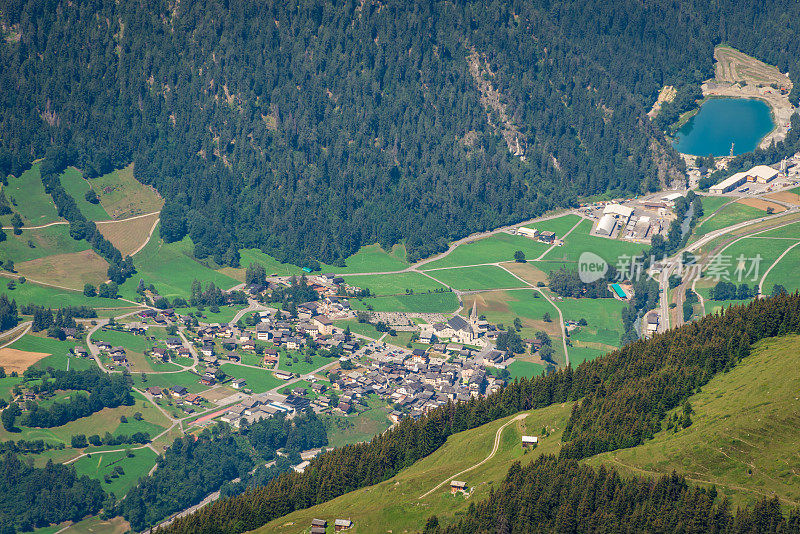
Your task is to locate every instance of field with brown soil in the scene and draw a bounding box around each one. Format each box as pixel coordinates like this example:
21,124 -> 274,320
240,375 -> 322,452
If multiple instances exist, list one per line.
766,191 -> 800,206
499,261 -> 547,285
0,347 -> 50,373
736,198 -> 786,212
714,46 -> 791,88
16,250 -> 109,289
97,212 -> 160,256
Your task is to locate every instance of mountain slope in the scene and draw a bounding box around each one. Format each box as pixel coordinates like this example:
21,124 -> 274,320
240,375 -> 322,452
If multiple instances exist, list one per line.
6,1 -> 800,265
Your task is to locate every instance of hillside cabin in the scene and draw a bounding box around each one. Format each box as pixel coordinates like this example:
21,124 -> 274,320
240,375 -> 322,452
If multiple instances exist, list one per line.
450,480 -> 468,494
335,519 -> 353,531
522,435 -> 539,449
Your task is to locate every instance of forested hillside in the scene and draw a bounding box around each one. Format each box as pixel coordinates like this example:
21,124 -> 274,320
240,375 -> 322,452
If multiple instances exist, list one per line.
3,1 -> 800,265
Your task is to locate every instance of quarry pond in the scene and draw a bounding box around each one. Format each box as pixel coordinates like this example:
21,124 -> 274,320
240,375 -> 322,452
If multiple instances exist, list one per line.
673,97 -> 775,157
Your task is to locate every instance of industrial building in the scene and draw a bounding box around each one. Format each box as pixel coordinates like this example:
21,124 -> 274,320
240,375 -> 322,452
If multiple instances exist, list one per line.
603,203 -> 634,224
595,214 -> 617,236
710,165 -> 780,194
744,165 -> 779,183
710,171 -> 748,194
517,226 -> 538,239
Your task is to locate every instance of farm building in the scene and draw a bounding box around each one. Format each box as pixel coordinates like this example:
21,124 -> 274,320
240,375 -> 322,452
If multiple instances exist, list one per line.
522,435 -> 539,448
610,283 -> 628,300
450,480 -> 468,494
335,519 -> 353,531
539,231 -> 556,243
517,226 -> 539,239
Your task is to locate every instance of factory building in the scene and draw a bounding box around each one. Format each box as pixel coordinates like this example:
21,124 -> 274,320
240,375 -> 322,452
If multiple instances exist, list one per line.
595,214 -> 617,236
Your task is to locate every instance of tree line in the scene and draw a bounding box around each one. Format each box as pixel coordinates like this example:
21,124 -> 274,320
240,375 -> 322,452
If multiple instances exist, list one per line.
425,455 -> 800,533
157,293 -> 800,534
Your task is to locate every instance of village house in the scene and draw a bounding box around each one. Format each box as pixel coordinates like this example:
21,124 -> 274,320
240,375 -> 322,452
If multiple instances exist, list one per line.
231,378 -> 246,389
72,346 -> 88,358
171,385 -> 188,397
312,315 -> 334,336
145,386 -> 163,398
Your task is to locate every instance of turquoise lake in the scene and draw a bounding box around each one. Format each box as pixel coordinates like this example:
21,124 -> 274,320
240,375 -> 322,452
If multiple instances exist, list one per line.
672,97 -> 774,157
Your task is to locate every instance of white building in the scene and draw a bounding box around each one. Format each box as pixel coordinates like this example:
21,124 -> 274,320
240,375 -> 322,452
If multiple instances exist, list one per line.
745,165 -> 779,183
603,204 -> 634,224
517,227 -> 539,239
595,214 -> 617,236
710,171 -> 748,194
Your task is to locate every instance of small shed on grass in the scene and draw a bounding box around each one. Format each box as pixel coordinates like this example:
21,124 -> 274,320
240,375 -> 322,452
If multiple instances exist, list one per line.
522,435 -> 538,449
335,518 -> 353,531
450,480 -> 467,494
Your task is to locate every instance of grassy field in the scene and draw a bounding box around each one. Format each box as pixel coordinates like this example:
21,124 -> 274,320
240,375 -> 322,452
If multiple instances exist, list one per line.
343,271 -> 446,296
692,201 -> 766,240
59,167 -> 112,221
588,334 -> 800,508
277,353 -> 335,376
258,403 -> 572,533
0,278 -> 130,310
219,363 -> 284,393
323,396 -> 392,448
317,243 -> 409,274
755,220 -> 800,238
0,225 -> 89,264
132,370 -> 207,394
91,164 -> 163,219
349,292 -> 460,313
506,360 -> 547,379
763,243 -> 800,293
426,265 -> 524,291
16,249 -> 109,289
117,227 -> 238,300
542,219 -> 648,265
420,233 -> 550,270
174,305 -> 247,324
704,236 -> 796,284
97,212 -> 159,256
92,329 -> 154,353
8,334 -> 94,371
73,447 -> 158,497
556,297 -> 626,349
696,195 -> 733,223
1,164 -> 62,226
333,319 -> 384,340
522,213 -> 582,238
461,289 -> 562,340
0,392 -> 169,445
568,345 -> 609,367
237,249 -> 304,277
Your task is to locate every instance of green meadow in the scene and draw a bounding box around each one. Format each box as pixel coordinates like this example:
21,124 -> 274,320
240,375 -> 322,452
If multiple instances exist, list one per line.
9,334 -> 94,371
420,233 -> 550,270
427,265 -> 524,291
323,396 -> 392,448
132,370 -> 206,394
0,279 -> 128,310
704,236 -> 795,284
0,225 -> 89,263
333,319 -> 384,340
755,220 -> 800,238
219,363 -> 284,393
118,227 -> 238,300
692,201 -> 765,240
556,297 -> 626,349
696,195 -> 732,223
59,167 -> 111,221
277,352 -> 336,376
542,219 -> 647,265
73,447 -> 158,497
522,213 -> 582,238
1,164 -> 62,226
343,271 -> 445,296
349,292 -> 460,313
763,243 -> 800,292
587,334 -> 800,508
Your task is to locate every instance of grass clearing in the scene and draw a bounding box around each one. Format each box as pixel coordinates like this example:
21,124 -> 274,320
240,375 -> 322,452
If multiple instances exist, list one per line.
420,233 -> 550,270
692,201 -> 766,240
349,292 -> 459,313
73,447 -> 158,497
506,360 -> 547,379
133,370 -> 207,394
323,396 -> 392,448
277,353 -> 335,376
343,271 -> 445,296
522,214 -> 582,238
1,164 -> 62,226
259,403 -> 572,533
59,167 -> 112,221
557,297 -> 627,349
0,224 -> 89,263
9,334 -> 94,371
588,334 -> 800,508
91,164 -> 163,219
499,261 -> 548,285
16,249 -> 109,289
219,363 -> 284,393
703,236 -> 795,284
755,220 -> 800,238
117,227 -> 238,300
426,265 -> 524,291
97,212 -> 159,256
318,243 -> 409,274
542,219 -> 647,265
333,320 -> 383,340
0,278 -> 129,310
763,244 -> 800,293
